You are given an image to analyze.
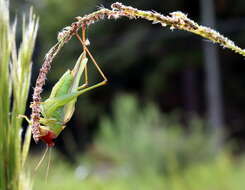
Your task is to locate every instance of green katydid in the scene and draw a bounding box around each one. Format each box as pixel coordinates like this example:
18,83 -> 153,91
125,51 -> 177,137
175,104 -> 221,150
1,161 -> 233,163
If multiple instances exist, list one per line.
21,28 -> 108,147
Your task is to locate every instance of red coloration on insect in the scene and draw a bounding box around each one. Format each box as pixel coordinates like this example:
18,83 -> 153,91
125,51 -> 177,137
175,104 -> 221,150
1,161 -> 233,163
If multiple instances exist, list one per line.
39,131 -> 57,147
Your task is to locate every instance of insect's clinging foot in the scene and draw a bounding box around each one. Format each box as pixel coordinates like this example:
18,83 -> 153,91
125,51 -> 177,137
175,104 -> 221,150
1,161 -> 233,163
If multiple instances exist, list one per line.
84,39 -> 90,46
18,114 -> 31,123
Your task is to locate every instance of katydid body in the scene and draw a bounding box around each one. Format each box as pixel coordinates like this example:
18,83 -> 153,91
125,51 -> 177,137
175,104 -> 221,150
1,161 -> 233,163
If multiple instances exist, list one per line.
38,48 -> 107,146
38,52 -> 89,146
20,27 -> 107,147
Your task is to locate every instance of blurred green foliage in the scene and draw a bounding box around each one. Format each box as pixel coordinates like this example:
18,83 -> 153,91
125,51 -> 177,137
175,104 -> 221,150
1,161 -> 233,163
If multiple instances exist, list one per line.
33,155 -> 245,190
95,94 -> 215,173
3,0 -> 245,189
32,94 -> 245,190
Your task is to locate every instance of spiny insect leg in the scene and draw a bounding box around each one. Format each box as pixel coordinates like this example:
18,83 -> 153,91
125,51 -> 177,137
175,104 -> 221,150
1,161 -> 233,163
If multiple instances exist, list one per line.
79,25 -> 89,89
76,51 -> 89,90
76,26 -> 108,88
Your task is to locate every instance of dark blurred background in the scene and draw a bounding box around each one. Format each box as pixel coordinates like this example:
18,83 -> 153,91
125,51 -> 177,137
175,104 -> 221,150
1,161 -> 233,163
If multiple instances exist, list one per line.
11,0 -> 245,159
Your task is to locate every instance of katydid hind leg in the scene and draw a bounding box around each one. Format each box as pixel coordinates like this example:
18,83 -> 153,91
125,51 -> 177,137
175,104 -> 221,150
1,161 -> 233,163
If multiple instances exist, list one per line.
69,51 -> 88,93
81,25 -> 107,83
63,52 -> 89,122
76,28 -> 108,96
64,28 -> 108,122
43,52 -> 88,118
63,80 -> 107,123
76,30 -> 108,85
77,64 -> 88,90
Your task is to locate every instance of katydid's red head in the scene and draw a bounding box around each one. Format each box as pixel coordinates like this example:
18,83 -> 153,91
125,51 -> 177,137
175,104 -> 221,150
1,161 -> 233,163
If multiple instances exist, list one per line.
39,130 -> 57,147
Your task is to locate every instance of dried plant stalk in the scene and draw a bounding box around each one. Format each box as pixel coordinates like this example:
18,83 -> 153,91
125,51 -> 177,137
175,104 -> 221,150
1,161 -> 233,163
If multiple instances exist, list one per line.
111,3 -> 245,56
31,42 -> 64,142
31,2 -> 245,142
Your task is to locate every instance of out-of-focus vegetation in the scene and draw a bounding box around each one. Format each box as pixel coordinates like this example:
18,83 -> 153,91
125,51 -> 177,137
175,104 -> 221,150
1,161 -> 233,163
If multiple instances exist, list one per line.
33,156 -> 245,190
33,95 -> 245,190
5,0 -> 245,189
95,94 -> 215,171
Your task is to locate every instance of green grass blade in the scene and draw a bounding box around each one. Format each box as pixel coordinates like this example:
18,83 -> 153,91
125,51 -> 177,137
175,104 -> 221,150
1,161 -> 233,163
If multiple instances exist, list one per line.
0,1 -> 38,189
